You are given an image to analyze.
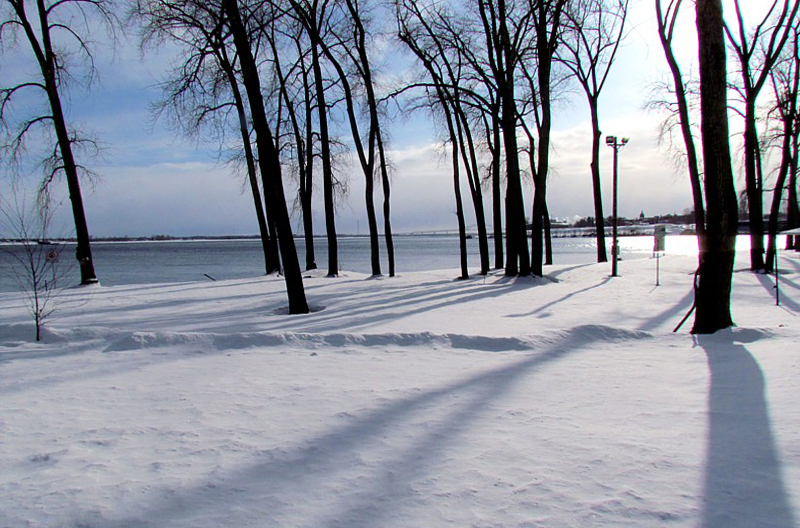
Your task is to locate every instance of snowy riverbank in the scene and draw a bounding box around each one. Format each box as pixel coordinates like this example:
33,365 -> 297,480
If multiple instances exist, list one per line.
1,251 -> 798,527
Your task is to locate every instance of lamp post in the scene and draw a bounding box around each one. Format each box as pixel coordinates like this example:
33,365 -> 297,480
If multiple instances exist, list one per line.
605,135 -> 629,277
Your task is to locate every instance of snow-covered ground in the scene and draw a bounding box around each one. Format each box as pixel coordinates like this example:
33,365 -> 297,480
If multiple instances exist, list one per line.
1,249 -> 798,528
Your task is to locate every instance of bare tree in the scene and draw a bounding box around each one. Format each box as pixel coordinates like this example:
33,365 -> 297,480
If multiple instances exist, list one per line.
134,0 -> 281,275
654,0 -> 706,248
1,194 -> 68,341
397,0 -> 470,279
288,0 -> 340,277
477,0 -> 532,276
267,20 -> 318,270
0,0 -> 115,284
526,0 -> 567,277
765,25 -> 800,270
306,0 -> 384,276
559,0 -> 628,263
341,0 -> 397,277
692,0 -> 738,334
223,0 -> 309,313
725,0 -> 800,271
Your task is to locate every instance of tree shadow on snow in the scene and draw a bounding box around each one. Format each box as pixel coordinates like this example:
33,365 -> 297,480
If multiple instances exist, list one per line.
97,332 -> 591,528
505,276 -> 612,319
696,334 -> 796,528
755,273 -> 800,314
637,288 -> 694,333
254,275 -> 542,334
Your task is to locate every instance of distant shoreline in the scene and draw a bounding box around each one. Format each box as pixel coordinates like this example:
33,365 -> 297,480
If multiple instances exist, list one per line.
0,226 -> 700,245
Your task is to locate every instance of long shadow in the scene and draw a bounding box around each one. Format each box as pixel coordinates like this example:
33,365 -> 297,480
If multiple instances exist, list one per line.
776,275 -> 800,292
252,276 -> 541,335
291,283 -> 530,334
756,273 -> 800,313
637,288 -> 694,333
782,256 -> 800,273
100,331 -> 597,528
506,276 -> 612,319
546,262 -> 596,280
697,335 -> 796,528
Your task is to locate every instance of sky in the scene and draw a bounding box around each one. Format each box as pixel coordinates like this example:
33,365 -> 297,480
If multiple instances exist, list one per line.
0,0 -> 772,238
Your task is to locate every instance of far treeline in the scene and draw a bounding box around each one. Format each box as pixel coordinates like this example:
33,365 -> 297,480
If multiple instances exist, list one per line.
2,0 -> 799,333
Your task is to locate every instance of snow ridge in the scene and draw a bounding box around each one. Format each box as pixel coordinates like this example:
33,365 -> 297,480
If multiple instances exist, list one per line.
101,324 -> 652,353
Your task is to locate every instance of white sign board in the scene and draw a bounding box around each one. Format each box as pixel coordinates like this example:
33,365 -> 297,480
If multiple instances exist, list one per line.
654,225 -> 667,253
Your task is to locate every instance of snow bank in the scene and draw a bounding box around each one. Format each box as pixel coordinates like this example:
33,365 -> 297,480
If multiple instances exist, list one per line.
0,252 -> 798,527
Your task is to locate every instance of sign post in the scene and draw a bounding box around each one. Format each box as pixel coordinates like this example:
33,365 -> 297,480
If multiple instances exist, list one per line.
653,225 -> 666,286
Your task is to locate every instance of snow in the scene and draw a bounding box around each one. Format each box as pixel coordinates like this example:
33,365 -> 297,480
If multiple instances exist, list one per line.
1,250 -> 799,527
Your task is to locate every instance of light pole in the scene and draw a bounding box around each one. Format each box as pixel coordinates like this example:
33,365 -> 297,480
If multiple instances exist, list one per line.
605,135 -> 629,277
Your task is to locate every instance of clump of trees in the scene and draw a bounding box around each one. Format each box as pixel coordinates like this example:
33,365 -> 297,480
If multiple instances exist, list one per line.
3,0 -> 799,332
655,0 -> 800,268
395,0 -> 630,278
653,0 -> 800,332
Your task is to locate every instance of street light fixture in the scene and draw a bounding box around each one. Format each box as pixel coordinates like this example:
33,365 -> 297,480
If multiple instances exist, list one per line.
606,135 -> 629,277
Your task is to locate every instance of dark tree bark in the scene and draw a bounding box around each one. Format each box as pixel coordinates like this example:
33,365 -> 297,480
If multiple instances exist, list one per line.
455,108 -> 491,275
414,5 -> 490,275
223,0 -> 308,314
692,0 -> 738,334
301,51 -> 318,270
488,110 -> 504,269
588,96 -> 608,262
493,0 -> 530,276
765,112 -> 794,272
376,125 -> 396,276
135,0 -> 281,275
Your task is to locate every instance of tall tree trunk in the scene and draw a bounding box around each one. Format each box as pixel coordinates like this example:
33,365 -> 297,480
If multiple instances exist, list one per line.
48,85 -> 97,285
788,132 -> 799,250
491,112 -> 504,269
302,65 -> 317,270
656,0 -> 706,249
349,0 -> 395,276
223,0 -> 308,314
272,34 -> 312,272
497,0 -> 529,276
376,125 -> 396,276
744,99 -> 766,270
692,0 -> 738,334
344,0 -> 389,276
25,0 -> 97,284
544,203 -> 553,265
588,96 -> 608,262
396,25 -> 468,277
309,41 -> 339,277
314,35 -> 381,276
530,0 -> 563,278
765,124 -> 792,272
765,60 -> 798,270
218,45 -> 278,274
446,110 -> 470,280
455,106 -> 490,275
